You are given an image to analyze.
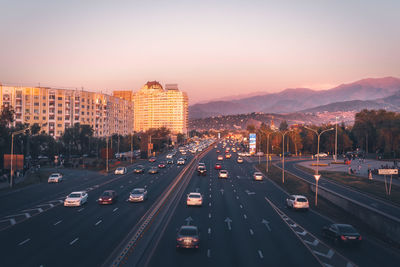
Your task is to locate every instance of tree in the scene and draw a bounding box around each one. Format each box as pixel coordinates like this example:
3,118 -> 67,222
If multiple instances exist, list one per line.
279,120 -> 288,131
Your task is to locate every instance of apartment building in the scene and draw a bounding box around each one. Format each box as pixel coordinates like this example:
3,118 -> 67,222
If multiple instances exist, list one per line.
131,81 -> 188,134
0,85 -> 134,137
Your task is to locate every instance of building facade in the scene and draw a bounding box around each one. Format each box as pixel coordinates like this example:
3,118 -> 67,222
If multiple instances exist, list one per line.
0,85 -> 134,138
131,81 -> 188,134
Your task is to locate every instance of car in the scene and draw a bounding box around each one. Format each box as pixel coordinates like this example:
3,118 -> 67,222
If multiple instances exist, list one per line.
218,170 -> 228,179
98,190 -> 117,204
64,191 -> 88,207
322,224 -> 362,245
148,156 -> 157,162
253,172 -> 263,181
134,165 -> 145,173
177,158 -> 185,165
167,159 -> 174,164
166,154 -> 173,159
217,155 -> 224,161
186,192 -> 203,206
148,167 -> 158,174
237,157 -> 244,163
216,149 -> 220,153
197,162 -> 205,169
129,188 -> 148,202
48,173 -> 63,183
214,163 -> 222,170
197,166 -> 207,176
286,195 -> 309,210
225,153 -> 232,159
181,150 -> 187,155
176,225 -> 200,249
114,167 -> 127,175
315,152 -> 328,158
158,162 -> 166,168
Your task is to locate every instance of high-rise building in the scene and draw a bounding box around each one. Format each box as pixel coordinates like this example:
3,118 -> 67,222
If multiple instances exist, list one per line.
0,85 -> 134,138
132,81 -> 188,134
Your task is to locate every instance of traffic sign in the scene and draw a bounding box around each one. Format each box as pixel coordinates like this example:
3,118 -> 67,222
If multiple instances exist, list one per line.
314,174 -> 321,181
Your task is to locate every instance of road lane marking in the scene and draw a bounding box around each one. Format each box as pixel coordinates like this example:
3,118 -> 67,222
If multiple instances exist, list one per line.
53,220 -> 62,226
77,208 -> 84,212
120,185 -> 124,188
313,249 -> 334,259
208,213 -> 211,218
236,196 -> 239,199
249,229 -> 254,235
209,188 -> 211,191
243,214 -> 247,219
224,217 -> 232,230
18,238 -> 30,246
258,250 -> 264,259
209,194 -> 211,198
70,238 -> 79,245
240,205 -> 243,209
207,249 -> 211,258
208,228 -> 211,234
209,203 -> 211,207
113,208 -> 118,212
95,220 -> 102,226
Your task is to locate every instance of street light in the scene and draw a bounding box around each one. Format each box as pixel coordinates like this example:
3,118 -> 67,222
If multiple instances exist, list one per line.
10,127 -> 30,188
335,116 -> 338,162
266,132 -> 273,173
314,174 -> 321,206
279,129 -> 292,184
304,126 -> 334,175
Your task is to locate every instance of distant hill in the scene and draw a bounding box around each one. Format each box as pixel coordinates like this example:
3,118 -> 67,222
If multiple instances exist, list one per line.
189,77 -> 400,119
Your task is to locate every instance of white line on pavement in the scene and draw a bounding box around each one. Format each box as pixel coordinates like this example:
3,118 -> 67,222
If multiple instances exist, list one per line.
240,205 -> 243,209
243,214 -> 247,219
113,208 -> 118,212
236,196 -> 239,199
209,203 -> 211,207
77,208 -> 84,212
18,238 -> 30,246
69,238 -> 79,245
95,220 -> 102,226
53,220 -> 62,226
207,249 -> 211,258
209,194 -> 211,198
249,229 -> 254,235
258,250 -> 264,259
208,228 -> 211,234
208,213 -> 211,218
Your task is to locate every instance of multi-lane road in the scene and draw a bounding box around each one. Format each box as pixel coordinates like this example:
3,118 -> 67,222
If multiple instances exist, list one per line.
1,143 -> 400,267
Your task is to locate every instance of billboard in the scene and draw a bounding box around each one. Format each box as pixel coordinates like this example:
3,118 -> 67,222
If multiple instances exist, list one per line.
249,133 -> 256,154
4,154 -> 24,170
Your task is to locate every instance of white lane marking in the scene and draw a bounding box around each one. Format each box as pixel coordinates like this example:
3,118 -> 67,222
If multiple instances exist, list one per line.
120,185 -> 124,188
233,189 -> 236,193
207,249 -> 211,258
209,188 -> 211,191
69,238 -> 79,245
224,217 -> 232,230
95,220 -> 102,226
240,205 -> 243,209
243,214 -> 247,219
209,194 -> 212,198
113,208 -> 118,212
77,208 -> 84,212
313,249 -> 334,259
53,220 -> 62,226
208,228 -> 211,234
236,196 -> 239,200
208,213 -> 211,218
262,219 -> 271,232
129,181 -> 132,183
304,239 -> 319,246
18,238 -> 30,246
209,202 -> 211,207
249,229 -> 254,235
258,250 -> 264,259
296,230 -> 307,236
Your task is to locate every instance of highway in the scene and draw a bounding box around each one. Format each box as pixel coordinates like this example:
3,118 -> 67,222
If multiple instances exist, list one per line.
1,143 -> 400,267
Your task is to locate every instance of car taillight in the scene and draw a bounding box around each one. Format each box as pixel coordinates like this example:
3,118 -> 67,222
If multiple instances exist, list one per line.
340,235 -> 347,241
192,238 -> 199,242
177,238 -> 184,242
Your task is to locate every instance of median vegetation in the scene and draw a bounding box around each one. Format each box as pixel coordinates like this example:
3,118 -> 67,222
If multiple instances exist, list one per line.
296,164 -> 400,207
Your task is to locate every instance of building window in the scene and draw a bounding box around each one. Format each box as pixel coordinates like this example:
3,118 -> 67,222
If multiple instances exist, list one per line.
58,104 -> 62,107
81,112 -> 84,115
57,124 -> 62,127
25,109 -> 30,113
43,110 -> 46,114
34,116 -> 39,120
34,102 -> 39,106
43,103 -> 46,106
58,97 -> 62,100
57,117 -> 62,121
25,116 -> 30,120
58,110 -> 62,114
42,116 -> 46,120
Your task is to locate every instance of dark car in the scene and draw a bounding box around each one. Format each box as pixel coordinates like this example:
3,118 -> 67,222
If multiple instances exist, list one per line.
97,190 -> 117,205
197,166 -> 207,176
322,224 -> 362,245
167,159 -> 174,164
176,225 -> 200,249
134,165 -> 145,174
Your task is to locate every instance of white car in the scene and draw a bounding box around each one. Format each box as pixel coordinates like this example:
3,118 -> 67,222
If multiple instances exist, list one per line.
114,167 -> 127,175
166,154 -> 173,159
48,173 -> 63,183
218,170 -> 228,179
186,192 -> 203,206
177,158 -> 185,165
64,191 -> 88,207
253,172 -> 263,181
129,188 -> 148,202
286,195 -> 309,210
315,153 -> 328,158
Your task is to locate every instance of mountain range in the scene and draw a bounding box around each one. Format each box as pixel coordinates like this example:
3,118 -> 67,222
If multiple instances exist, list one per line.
189,77 -> 400,119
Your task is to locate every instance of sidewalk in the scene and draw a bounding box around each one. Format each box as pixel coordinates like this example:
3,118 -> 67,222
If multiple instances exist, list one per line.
298,158 -> 400,186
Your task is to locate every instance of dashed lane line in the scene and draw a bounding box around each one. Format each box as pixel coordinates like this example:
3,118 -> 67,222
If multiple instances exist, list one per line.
258,250 -> 264,259
53,220 -> 62,226
113,208 -> 119,212
95,220 -> 102,226
18,238 -> 30,246
69,238 -> 79,245
249,229 -> 254,235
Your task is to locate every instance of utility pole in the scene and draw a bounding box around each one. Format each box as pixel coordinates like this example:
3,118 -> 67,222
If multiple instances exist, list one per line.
106,136 -> 109,173
335,116 -> 338,162
130,134 -> 133,164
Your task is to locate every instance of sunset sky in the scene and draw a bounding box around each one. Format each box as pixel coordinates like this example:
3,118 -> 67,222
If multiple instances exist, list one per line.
1,0 -> 399,103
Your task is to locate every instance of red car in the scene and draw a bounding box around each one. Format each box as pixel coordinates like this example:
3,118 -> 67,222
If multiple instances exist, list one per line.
158,162 -> 166,168
215,163 -> 222,170
148,157 -> 157,162
98,190 -> 118,205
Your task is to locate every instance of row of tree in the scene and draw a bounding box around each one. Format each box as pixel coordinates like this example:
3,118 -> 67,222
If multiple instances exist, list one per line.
246,109 -> 399,158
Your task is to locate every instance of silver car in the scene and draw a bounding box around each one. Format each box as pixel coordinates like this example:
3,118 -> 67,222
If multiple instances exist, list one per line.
129,188 -> 148,202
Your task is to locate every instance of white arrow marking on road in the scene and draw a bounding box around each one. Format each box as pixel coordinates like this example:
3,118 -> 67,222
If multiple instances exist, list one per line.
95,220 -> 102,226
224,217 -> 232,230
296,230 -> 307,236
313,249 -> 334,259
304,239 -> 319,246
53,220 -> 62,226
18,238 -> 30,246
70,238 -> 79,245
220,189 -> 224,195
262,219 -> 271,232
185,216 -> 193,225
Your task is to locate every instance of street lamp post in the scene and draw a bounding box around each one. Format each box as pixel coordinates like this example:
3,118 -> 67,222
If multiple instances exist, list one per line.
335,116 -> 338,162
279,130 -> 292,184
10,127 -> 30,188
304,126 -> 334,175
266,132 -> 272,173
314,174 -> 321,206
106,136 -> 109,173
